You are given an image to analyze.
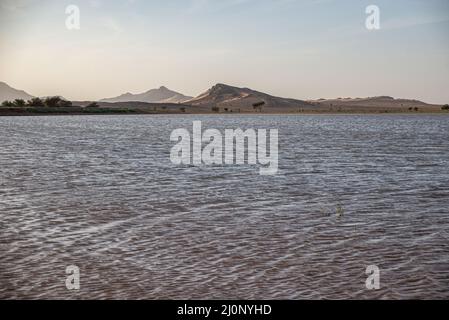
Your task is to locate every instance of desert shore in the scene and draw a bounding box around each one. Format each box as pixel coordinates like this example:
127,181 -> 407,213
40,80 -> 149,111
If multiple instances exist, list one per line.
2,82 -> 447,116
1,107 -> 448,116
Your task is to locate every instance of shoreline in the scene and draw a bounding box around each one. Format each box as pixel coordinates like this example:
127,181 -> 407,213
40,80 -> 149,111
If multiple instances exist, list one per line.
1,111 -> 449,117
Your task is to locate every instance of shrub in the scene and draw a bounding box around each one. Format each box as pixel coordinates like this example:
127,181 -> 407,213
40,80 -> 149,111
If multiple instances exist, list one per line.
211,106 -> 219,113
44,96 -> 63,108
252,101 -> 265,112
13,99 -> 26,107
442,104 -> 449,111
42,96 -> 74,108
1,100 -> 14,107
27,97 -> 45,107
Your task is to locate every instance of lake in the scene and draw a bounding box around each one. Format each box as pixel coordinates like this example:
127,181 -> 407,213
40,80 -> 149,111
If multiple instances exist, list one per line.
1,114 -> 448,299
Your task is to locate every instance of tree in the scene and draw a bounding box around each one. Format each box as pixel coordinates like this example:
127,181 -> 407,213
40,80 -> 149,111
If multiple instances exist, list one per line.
211,106 -> 219,113
44,96 -> 63,108
13,99 -> 26,107
41,97 -> 72,108
252,101 -> 265,112
27,97 -> 45,107
414,107 -> 419,112
1,100 -> 14,107
442,104 -> 449,111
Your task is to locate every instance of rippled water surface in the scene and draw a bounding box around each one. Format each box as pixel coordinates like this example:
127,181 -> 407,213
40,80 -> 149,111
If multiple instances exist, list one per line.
1,115 -> 449,299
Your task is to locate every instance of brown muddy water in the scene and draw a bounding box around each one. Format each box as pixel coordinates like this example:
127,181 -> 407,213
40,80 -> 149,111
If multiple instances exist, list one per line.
0,114 -> 448,299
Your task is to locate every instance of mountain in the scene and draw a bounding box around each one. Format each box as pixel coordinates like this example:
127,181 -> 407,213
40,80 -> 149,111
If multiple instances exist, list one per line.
100,86 -> 192,103
0,82 -> 34,103
185,83 -> 312,111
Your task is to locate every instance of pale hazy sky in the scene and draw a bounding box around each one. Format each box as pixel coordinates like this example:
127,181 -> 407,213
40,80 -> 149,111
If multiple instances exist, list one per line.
1,0 -> 448,103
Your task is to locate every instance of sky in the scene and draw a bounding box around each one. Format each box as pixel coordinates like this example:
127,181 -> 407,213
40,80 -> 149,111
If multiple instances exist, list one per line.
0,0 -> 448,103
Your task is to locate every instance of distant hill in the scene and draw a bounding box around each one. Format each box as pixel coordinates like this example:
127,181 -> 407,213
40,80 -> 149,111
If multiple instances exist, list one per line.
0,82 -> 34,103
100,86 -> 192,103
185,83 -> 313,111
308,96 -> 440,112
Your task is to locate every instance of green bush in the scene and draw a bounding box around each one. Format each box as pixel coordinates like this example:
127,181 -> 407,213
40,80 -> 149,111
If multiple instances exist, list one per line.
1,100 -> 14,107
27,97 -> 45,107
13,99 -> 26,107
41,96 -> 74,108
44,96 -> 63,108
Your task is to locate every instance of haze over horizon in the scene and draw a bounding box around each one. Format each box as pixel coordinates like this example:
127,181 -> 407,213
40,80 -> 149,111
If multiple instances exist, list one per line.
1,0 -> 448,104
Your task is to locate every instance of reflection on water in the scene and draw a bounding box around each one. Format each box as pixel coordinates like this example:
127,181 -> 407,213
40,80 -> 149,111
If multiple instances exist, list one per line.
1,114 -> 448,299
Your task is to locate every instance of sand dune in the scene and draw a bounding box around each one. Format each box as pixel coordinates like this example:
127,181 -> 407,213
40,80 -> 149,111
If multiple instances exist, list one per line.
308,96 -> 441,113
185,83 -> 313,112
